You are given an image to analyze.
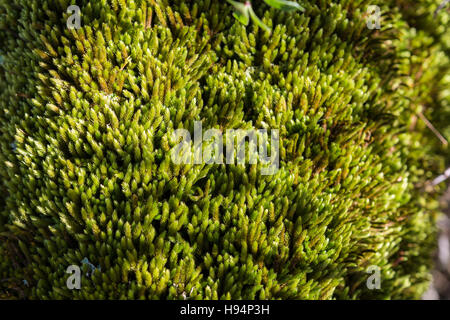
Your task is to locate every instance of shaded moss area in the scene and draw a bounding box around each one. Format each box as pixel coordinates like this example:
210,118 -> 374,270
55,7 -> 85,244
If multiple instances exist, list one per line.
0,0 -> 448,299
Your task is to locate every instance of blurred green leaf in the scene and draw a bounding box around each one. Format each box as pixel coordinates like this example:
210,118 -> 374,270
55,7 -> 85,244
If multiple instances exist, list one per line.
227,0 -> 250,25
264,0 -> 305,12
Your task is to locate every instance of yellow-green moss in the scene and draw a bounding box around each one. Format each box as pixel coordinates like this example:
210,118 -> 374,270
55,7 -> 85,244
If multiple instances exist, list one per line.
0,0 -> 448,299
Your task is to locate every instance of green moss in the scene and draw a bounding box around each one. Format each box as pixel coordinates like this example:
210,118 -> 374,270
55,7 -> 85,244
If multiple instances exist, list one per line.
0,0 -> 448,299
